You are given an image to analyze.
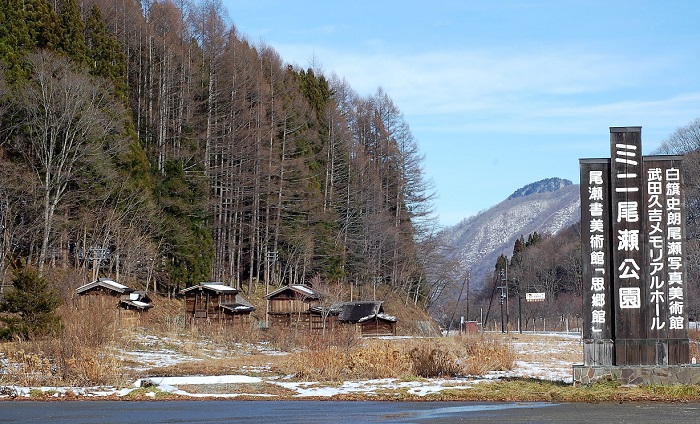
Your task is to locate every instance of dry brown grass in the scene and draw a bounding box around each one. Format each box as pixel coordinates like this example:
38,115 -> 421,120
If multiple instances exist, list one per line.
500,332 -> 582,364
688,329 -> 700,361
279,334 -> 515,382
0,291 -> 522,392
0,305 -> 130,387
174,382 -> 297,397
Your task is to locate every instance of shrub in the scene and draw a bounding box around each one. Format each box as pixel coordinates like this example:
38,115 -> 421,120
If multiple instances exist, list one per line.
0,268 -> 62,340
279,335 -> 514,382
409,343 -> 464,378
348,341 -> 412,379
0,305 -> 129,387
461,335 -> 515,375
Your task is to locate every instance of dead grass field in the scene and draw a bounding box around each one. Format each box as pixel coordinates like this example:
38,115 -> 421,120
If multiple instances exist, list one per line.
501,332 -> 582,363
9,327 -> 700,401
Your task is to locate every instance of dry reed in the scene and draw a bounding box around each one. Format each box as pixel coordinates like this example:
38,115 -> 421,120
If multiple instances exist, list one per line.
0,305 -> 129,387
279,334 -> 514,381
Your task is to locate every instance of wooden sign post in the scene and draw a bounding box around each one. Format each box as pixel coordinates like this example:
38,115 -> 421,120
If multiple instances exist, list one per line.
580,127 -> 688,366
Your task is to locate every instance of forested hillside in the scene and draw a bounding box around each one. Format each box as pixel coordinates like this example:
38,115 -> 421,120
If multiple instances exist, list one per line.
0,0 -> 437,303
432,181 -> 581,329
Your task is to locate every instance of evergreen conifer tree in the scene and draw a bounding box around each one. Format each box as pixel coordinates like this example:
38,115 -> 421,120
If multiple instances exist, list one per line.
0,0 -> 32,80
0,268 -> 62,340
85,4 -> 128,98
26,0 -> 61,50
57,0 -> 87,63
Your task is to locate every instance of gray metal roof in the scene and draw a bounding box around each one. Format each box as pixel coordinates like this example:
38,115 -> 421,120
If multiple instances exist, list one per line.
76,278 -> 133,295
180,282 -> 239,295
265,284 -> 321,300
311,301 -> 397,323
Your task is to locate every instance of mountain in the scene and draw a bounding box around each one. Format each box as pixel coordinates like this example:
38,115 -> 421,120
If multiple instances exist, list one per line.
507,177 -> 573,200
439,178 -> 581,290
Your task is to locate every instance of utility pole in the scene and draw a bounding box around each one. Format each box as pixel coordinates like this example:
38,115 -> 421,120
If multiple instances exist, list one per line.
448,273 -> 469,336
498,269 -> 506,333
518,292 -> 522,334
505,262 -> 509,331
265,251 -> 278,327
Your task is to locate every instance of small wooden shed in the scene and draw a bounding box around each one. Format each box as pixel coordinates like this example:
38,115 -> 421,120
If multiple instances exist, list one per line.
120,291 -> 153,312
309,301 -> 397,337
75,278 -> 153,326
265,284 -> 322,327
180,282 -> 255,327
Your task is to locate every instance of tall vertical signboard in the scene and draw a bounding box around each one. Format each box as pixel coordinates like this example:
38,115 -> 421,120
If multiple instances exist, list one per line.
610,128 -> 645,365
580,159 -> 614,365
580,127 -> 688,366
643,156 -> 688,364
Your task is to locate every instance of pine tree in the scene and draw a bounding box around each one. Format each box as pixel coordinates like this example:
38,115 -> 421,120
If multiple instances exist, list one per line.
0,267 -> 62,340
511,235 -> 525,266
526,231 -> 542,247
85,4 -> 128,98
0,0 -> 32,81
495,253 -> 508,272
26,0 -> 61,50
155,160 -> 214,290
56,0 -> 87,63
0,0 -> 62,82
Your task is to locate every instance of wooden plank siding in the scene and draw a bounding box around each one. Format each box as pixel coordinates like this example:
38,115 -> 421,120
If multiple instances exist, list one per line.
265,285 -> 322,329
181,283 -> 254,327
360,318 -> 396,337
268,296 -> 314,314
75,293 -> 147,328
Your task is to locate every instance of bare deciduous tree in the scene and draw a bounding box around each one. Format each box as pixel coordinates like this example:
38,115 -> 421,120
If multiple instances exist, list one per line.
13,51 -> 122,274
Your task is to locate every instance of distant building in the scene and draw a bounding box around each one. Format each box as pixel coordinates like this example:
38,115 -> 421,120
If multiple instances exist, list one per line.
265,284 -> 322,327
309,301 -> 397,337
75,278 -> 153,327
180,282 -> 255,328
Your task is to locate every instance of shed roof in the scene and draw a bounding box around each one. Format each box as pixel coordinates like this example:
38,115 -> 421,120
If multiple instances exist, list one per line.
180,282 -> 239,295
119,291 -> 153,311
333,301 -> 397,323
265,284 -> 321,300
76,278 -> 133,295
129,291 -> 152,302
217,293 -> 255,314
120,299 -> 153,310
219,303 -> 255,314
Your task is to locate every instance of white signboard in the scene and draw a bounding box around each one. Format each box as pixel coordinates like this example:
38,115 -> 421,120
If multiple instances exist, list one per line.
526,292 -> 546,302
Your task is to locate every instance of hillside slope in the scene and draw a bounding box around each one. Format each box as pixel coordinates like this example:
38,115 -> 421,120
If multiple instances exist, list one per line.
440,179 -> 581,289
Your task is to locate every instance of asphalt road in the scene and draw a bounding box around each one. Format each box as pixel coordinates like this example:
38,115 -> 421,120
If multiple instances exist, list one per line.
1,400 -> 699,423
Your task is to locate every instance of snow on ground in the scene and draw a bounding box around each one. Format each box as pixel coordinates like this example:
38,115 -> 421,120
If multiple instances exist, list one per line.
273,378 -> 475,398
0,332 -> 582,399
499,332 -> 582,383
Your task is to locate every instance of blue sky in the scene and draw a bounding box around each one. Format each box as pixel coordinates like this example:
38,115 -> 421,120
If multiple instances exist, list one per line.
223,0 -> 700,227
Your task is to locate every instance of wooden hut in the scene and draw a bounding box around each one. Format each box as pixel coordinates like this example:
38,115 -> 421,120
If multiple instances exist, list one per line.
180,282 -> 255,327
307,305 -> 340,334
340,301 -> 397,337
316,301 -> 396,337
75,278 -> 153,326
120,291 -> 153,312
265,284 -> 322,327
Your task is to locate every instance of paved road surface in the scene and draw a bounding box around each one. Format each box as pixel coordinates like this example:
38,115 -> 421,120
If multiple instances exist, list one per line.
1,400 -> 699,423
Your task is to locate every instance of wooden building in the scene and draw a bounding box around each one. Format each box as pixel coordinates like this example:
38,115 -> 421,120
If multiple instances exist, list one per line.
265,284 -> 322,327
309,301 -> 397,337
75,278 -> 153,326
120,291 -> 153,312
180,282 -> 255,327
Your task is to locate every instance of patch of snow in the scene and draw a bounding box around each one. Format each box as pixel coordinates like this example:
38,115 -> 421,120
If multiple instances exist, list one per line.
290,285 -> 316,296
137,375 -> 261,386
100,278 -> 129,290
201,283 -> 237,292
0,332 -> 583,399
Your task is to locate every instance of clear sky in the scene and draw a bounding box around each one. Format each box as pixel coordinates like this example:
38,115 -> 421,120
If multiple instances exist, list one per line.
223,0 -> 700,227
